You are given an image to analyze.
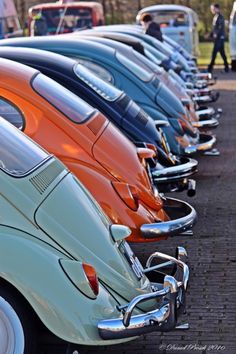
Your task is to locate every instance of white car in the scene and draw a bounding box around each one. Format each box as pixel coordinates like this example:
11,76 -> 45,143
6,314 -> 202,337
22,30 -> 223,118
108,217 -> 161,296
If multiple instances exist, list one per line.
136,4 -> 199,57
229,1 -> 236,70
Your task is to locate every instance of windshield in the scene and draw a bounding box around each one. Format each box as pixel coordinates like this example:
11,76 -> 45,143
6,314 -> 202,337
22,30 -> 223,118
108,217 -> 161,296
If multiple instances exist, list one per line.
74,63 -> 122,102
116,51 -> 153,82
151,10 -> 189,27
41,7 -> 92,34
32,73 -> 95,124
0,118 -> 49,176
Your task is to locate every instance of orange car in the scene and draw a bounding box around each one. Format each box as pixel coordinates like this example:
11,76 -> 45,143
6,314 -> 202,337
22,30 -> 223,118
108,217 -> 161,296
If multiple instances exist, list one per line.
0,58 -> 196,242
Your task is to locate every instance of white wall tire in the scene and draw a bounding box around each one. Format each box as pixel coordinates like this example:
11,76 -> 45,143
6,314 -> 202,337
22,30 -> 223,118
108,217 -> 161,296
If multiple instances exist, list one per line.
0,296 -> 25,354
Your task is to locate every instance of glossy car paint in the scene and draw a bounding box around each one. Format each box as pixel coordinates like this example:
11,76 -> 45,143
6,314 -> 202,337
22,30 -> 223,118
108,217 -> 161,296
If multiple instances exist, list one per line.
0,46 -> 175,168
0,36 -> 198,156
0,118 -> 158,345
0,58 -> 176,243
75,31 -> 200,125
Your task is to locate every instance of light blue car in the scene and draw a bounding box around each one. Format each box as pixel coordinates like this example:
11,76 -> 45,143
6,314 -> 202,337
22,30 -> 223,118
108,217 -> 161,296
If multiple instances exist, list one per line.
136,4 -> 200,57
229,1 -> 236,70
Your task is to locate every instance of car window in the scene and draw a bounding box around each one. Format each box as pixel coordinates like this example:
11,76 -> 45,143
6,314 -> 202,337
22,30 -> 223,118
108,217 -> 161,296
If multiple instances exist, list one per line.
0,118 -> 49,176
133,48 -> 162,74
41,7 -> 93,34
32,73 -> 95,124
116,51 -> 153,82
0,97 -> 24,130
151,10 -> 189,27
74,63 -> 122,101
72,57 -> 114,84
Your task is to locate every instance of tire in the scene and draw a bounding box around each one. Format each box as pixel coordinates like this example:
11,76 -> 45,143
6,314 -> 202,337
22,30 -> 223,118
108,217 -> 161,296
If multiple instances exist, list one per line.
0,288 -> 37,354
231,59 -> 236,71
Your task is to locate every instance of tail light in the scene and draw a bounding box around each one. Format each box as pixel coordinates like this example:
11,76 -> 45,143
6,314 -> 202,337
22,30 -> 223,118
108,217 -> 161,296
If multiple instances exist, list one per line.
178,118 -> 195,134
145,143 -> 157,156
112,182 -> 140,211
82,263 -> 99,296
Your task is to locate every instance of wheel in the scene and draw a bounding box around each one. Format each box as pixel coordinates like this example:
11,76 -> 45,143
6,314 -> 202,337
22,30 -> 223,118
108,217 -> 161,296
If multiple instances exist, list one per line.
66,343 -> 81,354
231,59 -> 236,71
0,288 -> 37,354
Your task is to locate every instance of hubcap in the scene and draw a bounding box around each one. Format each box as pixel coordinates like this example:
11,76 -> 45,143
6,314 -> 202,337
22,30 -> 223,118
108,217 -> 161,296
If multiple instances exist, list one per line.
0,297 -> 25,354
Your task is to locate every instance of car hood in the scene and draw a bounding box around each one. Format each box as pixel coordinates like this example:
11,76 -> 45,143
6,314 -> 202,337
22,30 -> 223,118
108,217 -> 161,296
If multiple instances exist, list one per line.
92,121 -> 163,210
35,173 -> 155,307
156,82 -> 187,118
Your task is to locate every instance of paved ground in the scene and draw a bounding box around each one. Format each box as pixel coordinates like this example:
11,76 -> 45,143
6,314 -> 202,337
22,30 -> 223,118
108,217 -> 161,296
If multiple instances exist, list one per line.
41,71 -> 236,354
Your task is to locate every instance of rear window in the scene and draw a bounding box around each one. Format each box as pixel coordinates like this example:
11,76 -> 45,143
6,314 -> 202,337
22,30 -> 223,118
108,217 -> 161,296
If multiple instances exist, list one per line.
41,7 -> 93,34
0,98 -> 24,129
32,73 -> 95,124
151,10 -> 189,27
74,63 -> 122,101
116,51 -> 153,82
0,118 -> 49,176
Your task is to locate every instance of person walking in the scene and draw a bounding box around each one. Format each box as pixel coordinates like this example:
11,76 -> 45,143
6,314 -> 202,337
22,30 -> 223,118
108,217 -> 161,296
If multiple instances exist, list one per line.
140,13 -> 163,42
30,9 -> 48,37
208,3 -> 229,73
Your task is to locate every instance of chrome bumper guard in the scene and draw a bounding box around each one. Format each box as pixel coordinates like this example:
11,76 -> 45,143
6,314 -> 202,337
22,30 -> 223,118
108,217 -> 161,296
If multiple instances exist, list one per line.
185,133 -> 216,154
98,248 -> 189,339
151,157 -> 198,183
140,197 -> 196,239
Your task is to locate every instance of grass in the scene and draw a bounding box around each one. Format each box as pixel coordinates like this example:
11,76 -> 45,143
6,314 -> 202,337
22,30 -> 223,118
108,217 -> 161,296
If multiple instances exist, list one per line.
198,41 -> 230,67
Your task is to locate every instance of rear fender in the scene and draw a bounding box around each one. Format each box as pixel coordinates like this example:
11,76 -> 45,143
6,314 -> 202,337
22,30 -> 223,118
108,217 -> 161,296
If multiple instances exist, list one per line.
0,227 -> 124,345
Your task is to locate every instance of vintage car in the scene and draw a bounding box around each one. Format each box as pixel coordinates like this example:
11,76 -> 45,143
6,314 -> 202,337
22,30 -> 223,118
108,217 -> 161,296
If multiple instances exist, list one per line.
0,46 -> 200,196
28,1 -> 104,36
229,1 -> 236,70
0,58 -> 196,242
0,37 -> 217,157
91,24 -> 194,75
75,30 -> 219,130
0,117 -> 190,353
136,4 -> 200,57
90,25 -> 220,103
78,29 -> 218,110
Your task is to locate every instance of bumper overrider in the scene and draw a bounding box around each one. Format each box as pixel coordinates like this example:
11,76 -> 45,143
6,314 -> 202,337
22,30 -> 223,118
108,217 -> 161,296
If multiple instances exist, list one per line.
98,247 -> 189,339
184,133 -> 216,155
140,197 -> 197,239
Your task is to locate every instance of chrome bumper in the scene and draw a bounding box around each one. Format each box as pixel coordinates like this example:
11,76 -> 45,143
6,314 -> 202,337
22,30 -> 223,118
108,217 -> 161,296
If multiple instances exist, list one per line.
98,247 -> 189,339
192,117 -> 219,129
140,197 -> 196,239
195,72 -> 212,81
196,107 -> 215,119
185,133 -> 216,154
151,157 -> 198,183
193,95 -> 213,104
